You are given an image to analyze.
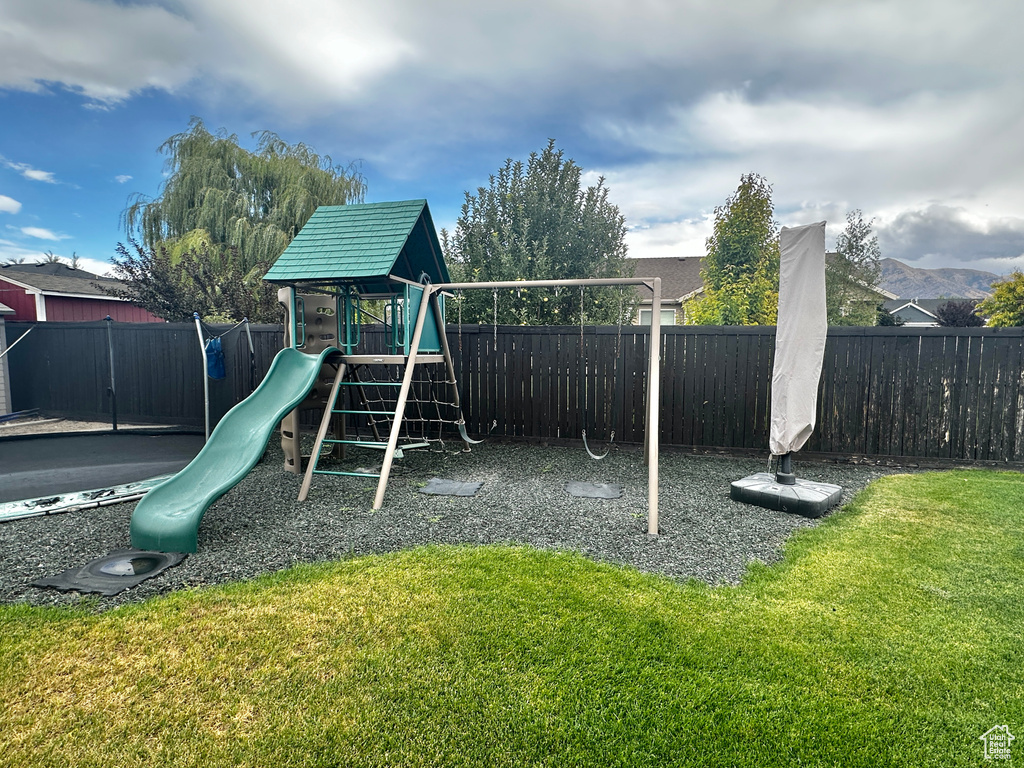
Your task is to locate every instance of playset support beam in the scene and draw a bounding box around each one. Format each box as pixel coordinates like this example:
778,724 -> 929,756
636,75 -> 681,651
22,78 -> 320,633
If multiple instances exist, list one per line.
433,276 -> 663,537
372,282 -> 436,510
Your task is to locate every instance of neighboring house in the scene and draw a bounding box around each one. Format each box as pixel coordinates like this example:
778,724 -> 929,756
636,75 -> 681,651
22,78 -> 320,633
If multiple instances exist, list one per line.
0,262 -> 162,322
630,256 -> 705,325
632,254 -> 898,326
0,301 -> 12,415
882,299 -> 940,327
881,298 -> 983,328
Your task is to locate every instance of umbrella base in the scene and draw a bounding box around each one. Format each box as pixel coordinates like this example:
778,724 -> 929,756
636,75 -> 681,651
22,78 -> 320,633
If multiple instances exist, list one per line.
730,472 -> 842,519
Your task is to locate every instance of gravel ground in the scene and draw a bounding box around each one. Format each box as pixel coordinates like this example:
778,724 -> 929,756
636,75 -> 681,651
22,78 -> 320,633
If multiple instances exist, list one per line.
0,439 -> 900,610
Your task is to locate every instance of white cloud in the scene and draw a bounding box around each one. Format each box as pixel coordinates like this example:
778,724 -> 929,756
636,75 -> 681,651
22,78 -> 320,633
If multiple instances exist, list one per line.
0,0 -> 199,104
20,226 -> 69,241
0,238 -> 41,264
876,205 -> 1024,269
71,256 -> 114,276
625,217 -> 713,261
0,241 -> 114,275
0,156 -> 58,183
21,168 -> 55,183
592,78 -> 1024,267
0,195 -> 21,214
3,0 -> 1019,113
2,0 -> 1024,271
115,174 -> 132,183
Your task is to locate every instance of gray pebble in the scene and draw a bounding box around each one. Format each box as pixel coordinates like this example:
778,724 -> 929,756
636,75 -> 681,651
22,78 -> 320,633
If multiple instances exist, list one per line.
0,442 -> 895,611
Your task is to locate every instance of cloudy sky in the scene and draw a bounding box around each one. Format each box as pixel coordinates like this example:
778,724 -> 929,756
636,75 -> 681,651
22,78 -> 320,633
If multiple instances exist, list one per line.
2,0 -> 1023,278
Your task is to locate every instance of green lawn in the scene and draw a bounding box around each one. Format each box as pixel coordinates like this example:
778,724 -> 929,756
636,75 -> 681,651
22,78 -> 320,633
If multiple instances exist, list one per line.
2,470 -> 1022,767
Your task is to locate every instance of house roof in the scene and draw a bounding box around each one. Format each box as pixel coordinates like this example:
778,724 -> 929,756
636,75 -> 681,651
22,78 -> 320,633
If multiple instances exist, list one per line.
264,199 -> 450,293
0,262 -> 125,298
882,299 -> 940,326
0,301 -> 13,315
629,257 -> 705,303
883,298 -> 977,316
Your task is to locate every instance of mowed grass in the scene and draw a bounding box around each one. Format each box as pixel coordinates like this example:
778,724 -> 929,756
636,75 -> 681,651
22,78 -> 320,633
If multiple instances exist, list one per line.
1,470 -> 1022,767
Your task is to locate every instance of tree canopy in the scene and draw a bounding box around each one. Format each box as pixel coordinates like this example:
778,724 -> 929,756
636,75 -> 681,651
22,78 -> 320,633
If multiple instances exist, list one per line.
976,271 -> 1024,326
107,238 -> 280,323
687,173 -> 779,325
115,118 -> 365,322
442,140 -> 634,325
875,304 -> 905,326
827,209 -> 882,326
935,299 -> 985,327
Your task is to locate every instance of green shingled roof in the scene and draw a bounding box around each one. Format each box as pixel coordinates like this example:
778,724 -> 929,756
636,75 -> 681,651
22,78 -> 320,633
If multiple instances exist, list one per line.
264,199 -> 449,288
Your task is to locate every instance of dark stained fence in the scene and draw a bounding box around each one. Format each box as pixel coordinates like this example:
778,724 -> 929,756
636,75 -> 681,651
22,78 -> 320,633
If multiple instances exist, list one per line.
5,321 -> 1023,463
446,324 -> 1024,463
4,321 -> 283,428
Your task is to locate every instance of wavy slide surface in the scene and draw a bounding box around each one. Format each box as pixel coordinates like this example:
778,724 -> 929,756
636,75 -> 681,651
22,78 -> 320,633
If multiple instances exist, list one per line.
131,347 -> 338,553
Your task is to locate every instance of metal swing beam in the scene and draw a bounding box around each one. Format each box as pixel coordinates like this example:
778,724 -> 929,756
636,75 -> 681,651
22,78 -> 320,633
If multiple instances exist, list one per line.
432,276 -> 663,537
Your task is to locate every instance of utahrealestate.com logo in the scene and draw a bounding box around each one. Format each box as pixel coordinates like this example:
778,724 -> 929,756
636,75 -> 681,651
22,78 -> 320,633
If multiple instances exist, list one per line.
980,725 -> 1015,760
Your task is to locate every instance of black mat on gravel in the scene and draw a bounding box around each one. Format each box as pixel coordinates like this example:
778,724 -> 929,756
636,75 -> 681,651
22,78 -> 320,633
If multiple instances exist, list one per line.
418,478 -> 483,497
31,549 -> 187,596
565,481 -> 622,499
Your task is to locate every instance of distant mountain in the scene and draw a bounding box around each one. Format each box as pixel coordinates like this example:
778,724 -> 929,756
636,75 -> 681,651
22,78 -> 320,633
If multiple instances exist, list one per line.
878,258 -> 1002,299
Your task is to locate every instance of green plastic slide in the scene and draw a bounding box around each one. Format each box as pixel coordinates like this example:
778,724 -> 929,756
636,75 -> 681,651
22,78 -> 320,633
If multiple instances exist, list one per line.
130,346 -> 338,553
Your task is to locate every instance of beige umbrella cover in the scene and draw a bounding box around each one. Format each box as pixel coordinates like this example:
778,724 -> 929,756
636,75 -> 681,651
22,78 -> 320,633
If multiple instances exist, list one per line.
769,221 -> 827,457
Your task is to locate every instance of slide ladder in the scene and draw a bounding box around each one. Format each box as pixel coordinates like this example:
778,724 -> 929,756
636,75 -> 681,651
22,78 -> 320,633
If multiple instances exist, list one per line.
297,362 -> 432,501
299,284 -> 475,509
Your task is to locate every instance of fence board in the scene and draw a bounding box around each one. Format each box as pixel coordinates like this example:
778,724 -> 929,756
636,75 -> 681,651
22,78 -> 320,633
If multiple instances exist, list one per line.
5,321 -> 1023,463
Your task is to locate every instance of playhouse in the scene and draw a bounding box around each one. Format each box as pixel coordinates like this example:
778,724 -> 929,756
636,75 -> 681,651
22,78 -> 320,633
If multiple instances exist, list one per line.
129,200 -> 479,552
263,199 -> 473,508
129,199 -> 665,554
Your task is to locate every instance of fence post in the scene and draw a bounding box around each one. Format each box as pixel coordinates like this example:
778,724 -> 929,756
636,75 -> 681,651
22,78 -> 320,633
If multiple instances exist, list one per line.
195,313 -> 209,441
104,316 -> 117,431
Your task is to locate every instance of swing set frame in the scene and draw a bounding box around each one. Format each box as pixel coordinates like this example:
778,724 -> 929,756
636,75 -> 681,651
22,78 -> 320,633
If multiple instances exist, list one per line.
409,276 -> 664,536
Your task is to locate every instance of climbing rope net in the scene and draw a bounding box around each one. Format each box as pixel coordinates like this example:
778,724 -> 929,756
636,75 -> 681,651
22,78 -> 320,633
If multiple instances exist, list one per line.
336,361 -> 466,453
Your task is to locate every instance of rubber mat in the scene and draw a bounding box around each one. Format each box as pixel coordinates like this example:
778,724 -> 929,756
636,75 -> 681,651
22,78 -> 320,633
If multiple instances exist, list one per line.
418,478 -> 483,497
31,549 -> 187,596
565,481 -> 622,499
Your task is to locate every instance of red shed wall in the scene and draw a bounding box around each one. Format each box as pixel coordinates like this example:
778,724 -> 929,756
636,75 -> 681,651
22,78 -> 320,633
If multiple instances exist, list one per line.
44,295 -> 163,322
0,279 -> 38,321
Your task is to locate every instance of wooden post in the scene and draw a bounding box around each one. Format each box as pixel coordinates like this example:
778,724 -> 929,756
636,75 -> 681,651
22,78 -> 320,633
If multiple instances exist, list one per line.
372,284 -> 435,510
647,277 -> 661,536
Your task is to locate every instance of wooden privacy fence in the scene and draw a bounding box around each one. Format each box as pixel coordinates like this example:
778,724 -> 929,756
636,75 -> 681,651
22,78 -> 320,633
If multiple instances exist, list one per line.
4,321 -> 1023,463
3,321 -> 283,429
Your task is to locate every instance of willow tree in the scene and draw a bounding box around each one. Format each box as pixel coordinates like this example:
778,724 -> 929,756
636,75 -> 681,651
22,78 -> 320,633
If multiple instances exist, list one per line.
442,140 -> 634,325
118,117 -> 365,321
687,173 -> 780,325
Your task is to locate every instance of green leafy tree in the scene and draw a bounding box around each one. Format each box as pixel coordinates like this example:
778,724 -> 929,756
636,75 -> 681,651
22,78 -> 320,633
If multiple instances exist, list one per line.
875,304 -> 905,326
935,299 -> 984,327
976,271 -> 1024,326
108,239 -> 280,323
118,117 -> 365,321
687,173 -> 779,325
827,209 -> 882,326
443,140 -> 634,325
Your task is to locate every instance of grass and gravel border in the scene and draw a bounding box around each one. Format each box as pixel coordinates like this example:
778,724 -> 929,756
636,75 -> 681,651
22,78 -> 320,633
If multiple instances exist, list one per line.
1,468 -> 1021,766
1,440 -> 893,609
